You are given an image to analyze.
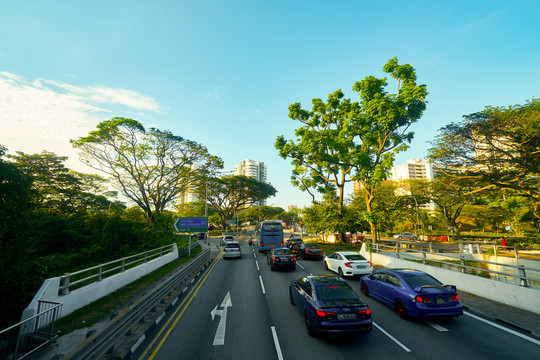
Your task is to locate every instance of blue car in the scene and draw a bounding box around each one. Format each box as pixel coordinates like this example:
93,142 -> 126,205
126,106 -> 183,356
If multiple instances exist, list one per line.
289,275 -> 372,337
360,269 -> 463,319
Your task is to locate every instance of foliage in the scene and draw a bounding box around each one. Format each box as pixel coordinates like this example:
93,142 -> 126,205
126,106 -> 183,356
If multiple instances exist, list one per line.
71,117 -> 222,223
197,175 -> 277,228
276,58 -> 428,241
428,98 -> 540,221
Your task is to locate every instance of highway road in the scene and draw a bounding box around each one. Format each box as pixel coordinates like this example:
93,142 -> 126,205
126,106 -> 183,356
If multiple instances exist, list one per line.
134,236 -> 540,360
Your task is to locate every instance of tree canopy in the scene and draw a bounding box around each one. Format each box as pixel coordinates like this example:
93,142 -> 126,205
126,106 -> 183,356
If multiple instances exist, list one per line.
276,57 -> 428,240
428,98 -> 540,221
71,117 -> 222,223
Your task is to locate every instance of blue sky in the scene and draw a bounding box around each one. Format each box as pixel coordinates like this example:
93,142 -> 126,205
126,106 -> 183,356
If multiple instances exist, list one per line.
1,1 -> 539,209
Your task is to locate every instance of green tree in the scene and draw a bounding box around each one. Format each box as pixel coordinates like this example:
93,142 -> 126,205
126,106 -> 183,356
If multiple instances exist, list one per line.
199,175 -> 277,228
71,117 -> 222,223
428,98 -> 540,221
276,58 -> 427,241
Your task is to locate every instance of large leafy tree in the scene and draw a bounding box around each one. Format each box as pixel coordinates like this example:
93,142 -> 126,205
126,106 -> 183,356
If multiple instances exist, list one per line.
198,175 -> 277,228
428,98 -> 540,221
8,151 -> 117,213
276,58 -> 427,241
71,117 -> 222,223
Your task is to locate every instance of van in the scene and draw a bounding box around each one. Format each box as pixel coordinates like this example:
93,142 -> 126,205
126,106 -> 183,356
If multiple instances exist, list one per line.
257,220 -> 284,253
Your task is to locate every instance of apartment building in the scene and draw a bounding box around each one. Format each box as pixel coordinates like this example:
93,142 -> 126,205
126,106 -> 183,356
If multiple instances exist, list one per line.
235,159 -> 268,206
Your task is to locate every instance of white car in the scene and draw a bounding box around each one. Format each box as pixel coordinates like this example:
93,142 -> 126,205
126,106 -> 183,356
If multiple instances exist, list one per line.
223,241 -> 241,259
324,251 -> 373,278
220,235 -> 234,245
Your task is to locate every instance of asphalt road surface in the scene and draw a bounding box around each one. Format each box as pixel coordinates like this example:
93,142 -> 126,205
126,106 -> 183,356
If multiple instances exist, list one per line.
134,236 -> 540,360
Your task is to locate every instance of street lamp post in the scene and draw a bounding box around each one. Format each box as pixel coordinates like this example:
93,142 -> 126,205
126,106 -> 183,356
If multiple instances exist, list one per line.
411,195 -> 423,240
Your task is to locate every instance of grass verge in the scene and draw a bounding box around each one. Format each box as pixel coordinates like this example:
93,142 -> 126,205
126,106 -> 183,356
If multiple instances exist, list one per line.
54,246 -> 202,336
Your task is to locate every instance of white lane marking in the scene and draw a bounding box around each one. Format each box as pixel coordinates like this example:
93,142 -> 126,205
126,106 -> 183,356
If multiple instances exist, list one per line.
465,311 -> 540,346
271,326 -> 284,360
296,262 -> 305,270
423,319 -> 449,331
373,322 -> 411,352
255,260 -> 260,271
212,292 -> 232,346
259,275 -> 266,294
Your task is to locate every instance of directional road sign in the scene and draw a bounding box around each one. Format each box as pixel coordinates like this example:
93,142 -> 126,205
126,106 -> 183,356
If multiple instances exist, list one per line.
173,217 -> 208,233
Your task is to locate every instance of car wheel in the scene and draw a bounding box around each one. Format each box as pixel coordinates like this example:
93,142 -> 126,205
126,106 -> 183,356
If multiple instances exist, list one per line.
361,282 -> 370,297
289,289 -> 295,306
270,262 -> 275,271
292,264 -> 296,271
338,267 -> 344,278
305,312 -> 316,337
394,299 -> 408,319
398,236 -> 403,240
324,260 -> 329,270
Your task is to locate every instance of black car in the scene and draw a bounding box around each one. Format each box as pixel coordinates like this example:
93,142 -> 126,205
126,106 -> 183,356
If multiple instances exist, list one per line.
289,275 -> 372,336
299,243 -> 324,260
267,248 -> 297,271
287,238 -> 303,256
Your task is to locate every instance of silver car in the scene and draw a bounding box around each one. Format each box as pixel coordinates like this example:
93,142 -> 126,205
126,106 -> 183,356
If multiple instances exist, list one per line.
393,232 -> 417,240
223,241 -> 241,259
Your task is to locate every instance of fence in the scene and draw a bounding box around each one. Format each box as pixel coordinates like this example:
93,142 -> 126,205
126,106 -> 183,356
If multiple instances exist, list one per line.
0,301 -> 62,360
59,243 -> 176,295
368,239 -> 540,289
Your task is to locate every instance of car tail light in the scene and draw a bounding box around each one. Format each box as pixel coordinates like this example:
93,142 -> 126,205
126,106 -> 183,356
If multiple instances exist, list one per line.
280,241 -> 284,246
345,262 -> 353,268
261,241 -> 264,247
292,257 -> 296,261
316,309 -> 335,317
413,295 -> 431,303
450,294 -> 460,302
358,308 -> 371,315
272,257 -> 278,262
369,262 -> 373,267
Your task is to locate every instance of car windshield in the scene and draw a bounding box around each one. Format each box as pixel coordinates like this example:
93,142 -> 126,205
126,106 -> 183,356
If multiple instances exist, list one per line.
403,274 -> 442,288
343,254 -> 366,261
262,223 -> 282,231
273,249 -> 292,255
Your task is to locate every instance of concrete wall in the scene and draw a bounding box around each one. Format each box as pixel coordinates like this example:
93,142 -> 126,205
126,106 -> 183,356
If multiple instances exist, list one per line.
21,244 -> 179,323
360,244 -> 540,315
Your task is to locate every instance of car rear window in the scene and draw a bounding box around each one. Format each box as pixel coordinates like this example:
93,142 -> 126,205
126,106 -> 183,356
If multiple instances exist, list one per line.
315,283 -> 360,301
225,243 -> 240,249
344,254 -> 366,261
403,274 -> 442,288
273,249 -> 292,255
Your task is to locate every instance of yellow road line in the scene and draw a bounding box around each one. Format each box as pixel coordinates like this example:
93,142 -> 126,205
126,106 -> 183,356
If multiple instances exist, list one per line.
138,251 -> 223,359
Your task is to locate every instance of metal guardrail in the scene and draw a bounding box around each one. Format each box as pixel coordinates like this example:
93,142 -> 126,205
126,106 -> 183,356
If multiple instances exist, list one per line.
369,241 -> 540,288
66,248 -> 212,360
59,244 -> 176,295
0,301 -> 62,360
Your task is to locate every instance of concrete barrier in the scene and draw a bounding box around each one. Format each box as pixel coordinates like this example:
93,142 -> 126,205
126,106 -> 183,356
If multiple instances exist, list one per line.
21,244 -> 179,323
360,244 -> 540,315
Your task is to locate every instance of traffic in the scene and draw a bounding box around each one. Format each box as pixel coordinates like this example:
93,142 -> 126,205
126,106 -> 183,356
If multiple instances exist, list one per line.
134,230 -> 540,360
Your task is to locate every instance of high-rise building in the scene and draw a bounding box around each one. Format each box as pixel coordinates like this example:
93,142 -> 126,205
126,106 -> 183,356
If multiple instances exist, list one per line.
391,159 -> 439,181
177,164 -> 202,205
235,159 -> 268,206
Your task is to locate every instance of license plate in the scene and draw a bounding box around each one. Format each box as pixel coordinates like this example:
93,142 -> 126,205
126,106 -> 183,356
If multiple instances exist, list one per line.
436,297 -> 446,304
356,265 -> 366,269
337,313 -> 357,320
269,244 -> 275,247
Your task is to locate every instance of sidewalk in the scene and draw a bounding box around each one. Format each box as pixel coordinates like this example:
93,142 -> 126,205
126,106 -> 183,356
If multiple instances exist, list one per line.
458,290 -> 540,339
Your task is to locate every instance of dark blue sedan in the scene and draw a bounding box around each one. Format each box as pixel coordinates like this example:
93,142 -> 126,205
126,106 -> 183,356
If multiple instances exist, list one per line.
360,269 -> 463,319
289,275 -> 372,337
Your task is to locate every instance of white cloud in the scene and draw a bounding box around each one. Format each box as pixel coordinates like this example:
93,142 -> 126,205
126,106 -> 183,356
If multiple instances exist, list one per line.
0,72 -> 160,170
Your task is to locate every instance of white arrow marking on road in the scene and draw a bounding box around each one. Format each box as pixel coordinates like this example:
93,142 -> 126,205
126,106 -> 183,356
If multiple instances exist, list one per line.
212,292 -> 232,345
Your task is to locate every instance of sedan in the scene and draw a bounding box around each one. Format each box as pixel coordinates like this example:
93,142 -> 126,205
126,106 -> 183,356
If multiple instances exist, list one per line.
289,275 -> 372,337
360,269 -> 463,319
223,241 -> 241,259
220,235 -> 234,245
324,251 -> 373,278
299,243 -> 324,260
393,232 -> 417,240
267,248 -> 296,271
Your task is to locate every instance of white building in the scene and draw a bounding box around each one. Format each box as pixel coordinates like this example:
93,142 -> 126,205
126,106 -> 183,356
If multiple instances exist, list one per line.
391,159 -> 439,181
235,159 -> 268,206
